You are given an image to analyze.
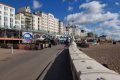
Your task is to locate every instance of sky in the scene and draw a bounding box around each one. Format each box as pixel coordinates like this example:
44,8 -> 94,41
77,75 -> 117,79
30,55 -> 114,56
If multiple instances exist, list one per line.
0,0 -> 120,40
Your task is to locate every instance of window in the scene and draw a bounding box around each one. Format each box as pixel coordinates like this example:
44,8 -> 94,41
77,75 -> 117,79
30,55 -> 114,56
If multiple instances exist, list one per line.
10,14 -> 14,17
4,6 -> 8,10
38,27 -> 40,30
4,22 -> 8,27
0,11 -> 2,14
10,23 -> 13,27
21,21 -> 24,24
4,12 -> 8,16
10,18 -> 13,22
0,16 -> 1,20
0,5 -> 2,9
4,17 -> 8,21
10,8 -> 14,12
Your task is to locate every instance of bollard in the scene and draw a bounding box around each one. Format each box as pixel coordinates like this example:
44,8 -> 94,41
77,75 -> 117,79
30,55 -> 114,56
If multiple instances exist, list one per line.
11,46 -> 13,54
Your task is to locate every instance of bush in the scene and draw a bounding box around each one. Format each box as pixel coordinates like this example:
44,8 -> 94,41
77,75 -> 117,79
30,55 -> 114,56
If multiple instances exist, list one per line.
0,43 -> 8,48
77,42 -> 89,48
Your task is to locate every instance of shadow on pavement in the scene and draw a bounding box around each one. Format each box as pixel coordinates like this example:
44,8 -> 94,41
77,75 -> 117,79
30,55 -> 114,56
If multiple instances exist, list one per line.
43,49 -> 73,80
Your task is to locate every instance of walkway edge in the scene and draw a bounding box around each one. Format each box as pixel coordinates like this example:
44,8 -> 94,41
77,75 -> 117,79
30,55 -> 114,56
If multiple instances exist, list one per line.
36,49 -> 64,80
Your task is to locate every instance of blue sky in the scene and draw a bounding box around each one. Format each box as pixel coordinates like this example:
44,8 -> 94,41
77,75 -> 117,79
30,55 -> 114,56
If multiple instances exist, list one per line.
0,0 -> 119,20
0,0 -> 120,40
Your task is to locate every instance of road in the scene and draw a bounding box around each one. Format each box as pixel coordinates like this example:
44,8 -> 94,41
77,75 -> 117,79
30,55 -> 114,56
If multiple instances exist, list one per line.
0,45 -> 64,80
80,43 -> 120,74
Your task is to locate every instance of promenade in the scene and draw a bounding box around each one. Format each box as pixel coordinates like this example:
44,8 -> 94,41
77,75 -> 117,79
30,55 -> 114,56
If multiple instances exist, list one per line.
0,45 -> 73,80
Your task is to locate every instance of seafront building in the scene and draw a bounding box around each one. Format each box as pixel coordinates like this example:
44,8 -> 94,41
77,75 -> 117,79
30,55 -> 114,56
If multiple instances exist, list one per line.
0,2 -> 65,44
0,2 -> 15,29
16,6 -> 64,34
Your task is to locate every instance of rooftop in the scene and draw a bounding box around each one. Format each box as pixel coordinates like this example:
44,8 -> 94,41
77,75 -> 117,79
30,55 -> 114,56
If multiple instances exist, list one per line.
0,2 -> 14,8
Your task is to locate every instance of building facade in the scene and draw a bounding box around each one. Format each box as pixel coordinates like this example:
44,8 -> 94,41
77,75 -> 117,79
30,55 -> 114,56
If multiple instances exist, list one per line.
16,6 -> 64,34
47,13 -> 55,33
34,12 -> 62,34
54,18 -> 59,34
59,21 -> 64,35
15,13 -> 25,29
32,14 -> 42,30
0,3 -> 15,29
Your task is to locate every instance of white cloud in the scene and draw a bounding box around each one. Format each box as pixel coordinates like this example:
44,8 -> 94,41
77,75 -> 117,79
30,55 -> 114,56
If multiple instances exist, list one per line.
68,6 -> 74,11
65,1 -> 119,24
65,11 -> 119,25
79,1 -> 106,13
104,30 -> 120,40
33,0 -> 42,9
101,19 -> 120,29
115,2 -> 119,6
65,1 -> 120,40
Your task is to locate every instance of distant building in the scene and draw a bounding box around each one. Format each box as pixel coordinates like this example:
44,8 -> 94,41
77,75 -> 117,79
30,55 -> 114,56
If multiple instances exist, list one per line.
80,30 -> 87,38
87,32 -> 94,37
74,26 -> 81,38
63,27 -> 67,35
59,21 -> 64,35
17,6 -> 33,30
18,6 -> 31,13
16,6 -> 64,34
34,12 -> 61,34
99,35 -> 107,41
36,12 -> 48,32
0,2 -> 15,29
47,13 -> 55,33
32,14 -> 42,30
15,13 -> 26,29
54,18 -> 59,34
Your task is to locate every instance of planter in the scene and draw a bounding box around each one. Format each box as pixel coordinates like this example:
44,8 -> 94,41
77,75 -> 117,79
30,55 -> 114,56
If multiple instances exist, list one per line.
1,44 -> 8,48
18,44 -> 25,49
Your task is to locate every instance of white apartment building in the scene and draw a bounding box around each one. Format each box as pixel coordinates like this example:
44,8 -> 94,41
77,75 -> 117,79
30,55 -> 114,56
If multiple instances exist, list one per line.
54,18 -> 59,33
17,7 -> 64,34
32,14 -> 41,30
47,13 -> 55,33
74,26 -> 81,37
38,12 -> 48,32
15,13 -> 25,29
36,12 -> 60,33
80,30 -> 88,37
17,7 -> 33,30
0,3 -> 15,29
63,27 -> 67,34
59,21 -> 64,35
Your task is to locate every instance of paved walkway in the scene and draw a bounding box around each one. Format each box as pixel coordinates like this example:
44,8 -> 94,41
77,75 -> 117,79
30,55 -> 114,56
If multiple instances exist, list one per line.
0,45 -> 65,80
0,48 -> 30,60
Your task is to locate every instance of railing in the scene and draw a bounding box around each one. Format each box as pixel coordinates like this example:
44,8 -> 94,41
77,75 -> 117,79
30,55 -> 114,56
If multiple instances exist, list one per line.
69,41 -> 120,80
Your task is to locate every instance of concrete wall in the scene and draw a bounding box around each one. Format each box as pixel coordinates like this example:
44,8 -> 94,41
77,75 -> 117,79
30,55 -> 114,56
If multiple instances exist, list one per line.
69,42 -> 120,80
